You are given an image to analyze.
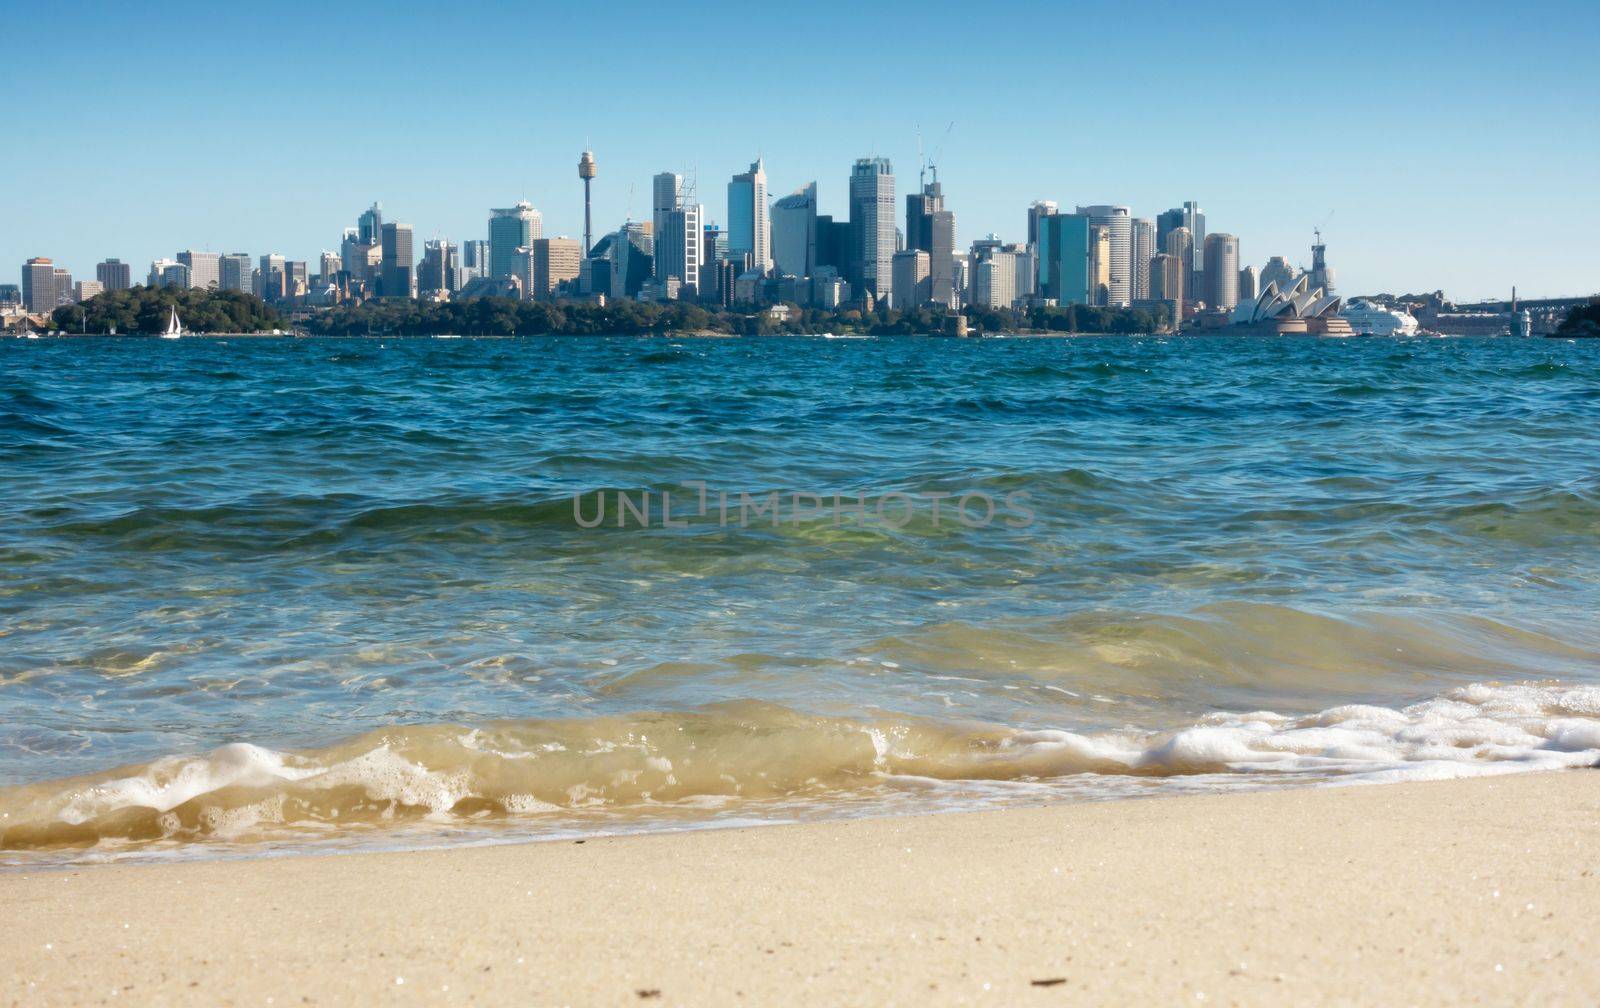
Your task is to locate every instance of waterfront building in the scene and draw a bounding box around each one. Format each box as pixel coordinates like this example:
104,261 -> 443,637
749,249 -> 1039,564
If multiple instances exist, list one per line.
891,249 -> 930,310
727,159 -> 771,274
1233,273 -> 1351,335
220,254 -> 253,293
848,157 -> 895,305
1204,233 -> 1240,310
96,259 -> 131,291
1075,206 -> 1132,306
489,202 -> 542,282
21,258 -> 58,312
1131,218 -> 1156,301
969,237 -> 1022,310
772,182 -> 818,280
532,237 -> 582,300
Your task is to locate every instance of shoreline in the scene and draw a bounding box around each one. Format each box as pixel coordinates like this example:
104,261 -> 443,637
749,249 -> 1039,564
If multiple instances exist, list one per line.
3,770 -> 1596,1006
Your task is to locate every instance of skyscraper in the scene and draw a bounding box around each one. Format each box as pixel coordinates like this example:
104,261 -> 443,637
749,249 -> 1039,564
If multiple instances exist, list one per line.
968,238 -> 1019,310
1238,265 -> 1259,301
652,172 -> 683,256
21,258 -> 56,312
1075,206 -> 1132,306
1162,227 -> 1192,306
1027,200 -> 1059,248
1150,253 -> 1183,303
771,183 -> 818,279
149,259 -> 188,289
848,157 -> 895,305
906,175 -> 956,308
418,240 -> 457,295
74,280 -> 103,303
1310,232 -> 1337,294
1203,233 -> 1240,311
578,151 -> 598,255
1131,218 -> 1156,301
727,159 -> 771,273
358,203 -> 382,246
220,254 -> 253,294
96,259 -> 131,292
489,202 -> 542,281
655,204 -> 703,297
177,251 -> 221,290
1036,214 -> 1091,306
257,254 -> 286,300
381,222 -> 415,298
531,238 -> 582,300
1182,201 -> 1206,296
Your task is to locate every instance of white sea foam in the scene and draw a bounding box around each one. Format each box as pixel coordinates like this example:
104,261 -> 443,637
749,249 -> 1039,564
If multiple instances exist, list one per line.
4,682 -> 1597,854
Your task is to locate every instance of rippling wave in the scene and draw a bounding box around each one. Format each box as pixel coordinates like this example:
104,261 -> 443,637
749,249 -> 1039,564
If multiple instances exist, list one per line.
2,335 -> 1599,861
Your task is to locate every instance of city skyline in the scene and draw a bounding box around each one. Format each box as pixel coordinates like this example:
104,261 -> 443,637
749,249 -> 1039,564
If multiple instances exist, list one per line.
4,0 -> 1598,301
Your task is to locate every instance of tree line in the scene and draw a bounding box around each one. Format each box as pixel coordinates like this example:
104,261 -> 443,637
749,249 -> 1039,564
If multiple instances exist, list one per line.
303,297 -> 1173,337
50,286 -> 285,334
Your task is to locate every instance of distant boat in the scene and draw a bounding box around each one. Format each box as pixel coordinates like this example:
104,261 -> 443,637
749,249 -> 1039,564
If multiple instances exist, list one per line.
161,306 -> 183,339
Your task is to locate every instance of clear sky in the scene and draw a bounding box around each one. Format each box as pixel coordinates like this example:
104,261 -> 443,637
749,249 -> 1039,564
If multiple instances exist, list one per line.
5,0 -> 1597,301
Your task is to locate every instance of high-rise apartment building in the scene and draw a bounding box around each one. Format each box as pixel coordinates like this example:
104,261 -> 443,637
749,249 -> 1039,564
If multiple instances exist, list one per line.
727,159 -> 770,273
489,202 -> 542,281
381,222 -> 415,298
74,279 -> 103,302
1075,206 -> 1132,306
1182,201 -> 1206,294
1203,232 -> 1240,310
177,251 -> 221,290
848,157 -> 895,304
96,259 -> 131,291
1036,214 -> 1091,306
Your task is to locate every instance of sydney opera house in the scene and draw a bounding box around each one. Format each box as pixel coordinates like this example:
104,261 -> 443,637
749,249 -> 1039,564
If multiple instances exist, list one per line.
1230,273 -> 1355,336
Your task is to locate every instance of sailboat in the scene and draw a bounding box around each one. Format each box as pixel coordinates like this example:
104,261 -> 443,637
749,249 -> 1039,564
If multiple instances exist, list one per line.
161,306 -> 183,339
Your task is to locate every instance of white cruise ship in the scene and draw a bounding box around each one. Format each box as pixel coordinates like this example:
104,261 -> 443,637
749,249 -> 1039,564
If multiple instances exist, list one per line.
1340,299 -> 1419,337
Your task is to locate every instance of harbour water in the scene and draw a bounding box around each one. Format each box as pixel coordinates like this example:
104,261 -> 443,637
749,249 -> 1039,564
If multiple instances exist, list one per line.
3,335 -> 1599,863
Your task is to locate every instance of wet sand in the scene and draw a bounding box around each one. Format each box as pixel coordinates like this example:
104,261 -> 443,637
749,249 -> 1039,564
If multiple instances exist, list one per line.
3,770 -> 1598,1007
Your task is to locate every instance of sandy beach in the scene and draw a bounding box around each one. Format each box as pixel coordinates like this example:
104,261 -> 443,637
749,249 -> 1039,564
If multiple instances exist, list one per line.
2,770 -> 1596,1006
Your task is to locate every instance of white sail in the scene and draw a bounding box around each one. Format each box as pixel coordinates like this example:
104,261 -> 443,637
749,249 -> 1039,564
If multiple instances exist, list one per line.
162,306 -> 182,339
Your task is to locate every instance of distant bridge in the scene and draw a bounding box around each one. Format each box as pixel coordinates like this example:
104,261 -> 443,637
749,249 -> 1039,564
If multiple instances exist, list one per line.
1454,294 -> 1596,313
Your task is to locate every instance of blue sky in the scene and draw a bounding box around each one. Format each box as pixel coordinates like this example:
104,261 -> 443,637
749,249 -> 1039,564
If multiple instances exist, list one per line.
5,0 -> 1597,300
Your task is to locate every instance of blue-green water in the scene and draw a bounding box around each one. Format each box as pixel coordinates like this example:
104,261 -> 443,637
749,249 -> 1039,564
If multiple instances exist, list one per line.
3,335 -> 1599,860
